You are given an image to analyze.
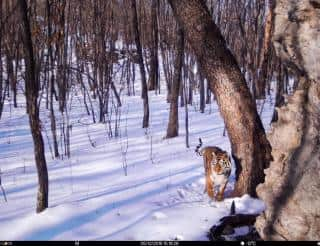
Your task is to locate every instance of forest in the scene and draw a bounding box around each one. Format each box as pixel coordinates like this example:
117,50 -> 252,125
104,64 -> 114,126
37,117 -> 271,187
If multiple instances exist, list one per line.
0,0 -> 319,241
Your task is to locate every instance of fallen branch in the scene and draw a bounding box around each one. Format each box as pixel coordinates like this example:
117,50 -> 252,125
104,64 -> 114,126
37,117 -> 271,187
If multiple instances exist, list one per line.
208,201 -> 261,241
208,213 -> 260,241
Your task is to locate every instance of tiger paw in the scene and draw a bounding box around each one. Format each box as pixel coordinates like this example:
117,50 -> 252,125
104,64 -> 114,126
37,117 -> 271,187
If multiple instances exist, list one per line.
216,194 -> 224,201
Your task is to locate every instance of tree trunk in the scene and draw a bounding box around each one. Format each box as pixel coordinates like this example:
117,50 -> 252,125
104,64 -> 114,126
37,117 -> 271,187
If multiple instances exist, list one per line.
183,77 -> 190,149
179,76 -> 184,107
257,0 -> 275,100
6,52 -> 18,108
0,2 -> 3,119
256,0 -> 320,240
199,67 -> 205,113
148,0 -> 159,91
168,0 -> 272,197
206,82 -> 211,104
166,27 -> 184,138
256,79 -> 320,240
130,0 -> 149,128
18,0 -> 49,213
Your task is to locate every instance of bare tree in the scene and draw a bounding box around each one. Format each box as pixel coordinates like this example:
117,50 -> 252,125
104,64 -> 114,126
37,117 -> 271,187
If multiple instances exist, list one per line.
148,0 -> 160,92
18,0 -> 49,213
166,27 -> 184,138
130,0 -> 149,128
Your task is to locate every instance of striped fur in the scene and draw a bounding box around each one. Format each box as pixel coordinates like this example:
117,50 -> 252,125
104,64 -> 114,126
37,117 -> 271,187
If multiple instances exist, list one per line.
195,138 -> 231,201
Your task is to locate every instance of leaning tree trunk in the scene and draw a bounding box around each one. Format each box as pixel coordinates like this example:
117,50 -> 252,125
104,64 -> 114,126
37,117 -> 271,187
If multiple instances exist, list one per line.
166,27 -> 184,138
168,0 -> 272,197
130,0 -> 149,128
19,0 -> 49,213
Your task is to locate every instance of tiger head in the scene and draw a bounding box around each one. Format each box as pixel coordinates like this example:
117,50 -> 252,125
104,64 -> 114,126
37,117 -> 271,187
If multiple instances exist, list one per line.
211,151 -> 231,174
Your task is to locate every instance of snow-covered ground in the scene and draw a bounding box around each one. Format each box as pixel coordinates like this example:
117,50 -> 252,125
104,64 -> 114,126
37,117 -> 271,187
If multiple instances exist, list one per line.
0,80 -> 274,240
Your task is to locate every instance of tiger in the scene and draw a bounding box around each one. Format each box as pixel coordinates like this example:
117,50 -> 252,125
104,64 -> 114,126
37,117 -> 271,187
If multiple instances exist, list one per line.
195,138 -> 232,201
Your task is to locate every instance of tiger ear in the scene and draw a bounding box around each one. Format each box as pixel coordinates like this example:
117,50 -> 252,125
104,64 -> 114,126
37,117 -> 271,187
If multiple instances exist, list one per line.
211,152 -> 216,159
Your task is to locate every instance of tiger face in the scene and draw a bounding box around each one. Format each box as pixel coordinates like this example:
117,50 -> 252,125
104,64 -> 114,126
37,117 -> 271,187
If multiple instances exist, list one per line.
211,152 -> 231,176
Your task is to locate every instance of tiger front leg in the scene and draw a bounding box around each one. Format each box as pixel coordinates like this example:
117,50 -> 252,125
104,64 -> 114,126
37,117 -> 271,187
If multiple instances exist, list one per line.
216,181 -> 228,201
205,174 -> 214,199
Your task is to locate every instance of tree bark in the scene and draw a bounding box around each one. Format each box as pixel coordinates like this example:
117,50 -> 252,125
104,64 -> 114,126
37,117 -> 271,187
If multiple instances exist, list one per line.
166,27 -> 184,138
18,0 -> 49,213
130,0 -> 149,128
256,79 -> 320,240
168,0 -> 272,197
256,0 -> 320,239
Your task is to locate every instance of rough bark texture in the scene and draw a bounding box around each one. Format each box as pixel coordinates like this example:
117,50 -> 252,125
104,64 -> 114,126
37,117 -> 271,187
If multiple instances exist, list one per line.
168,0 -> 272,196
272,0 -> 320,82
255,0 -> 320,240
166,28 -> 184,138
19,0 -> 49,213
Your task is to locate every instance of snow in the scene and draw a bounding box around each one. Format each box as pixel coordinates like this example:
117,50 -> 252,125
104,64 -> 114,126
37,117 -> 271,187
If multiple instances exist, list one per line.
0,78 -> 274,240
152,212 -> 168,220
